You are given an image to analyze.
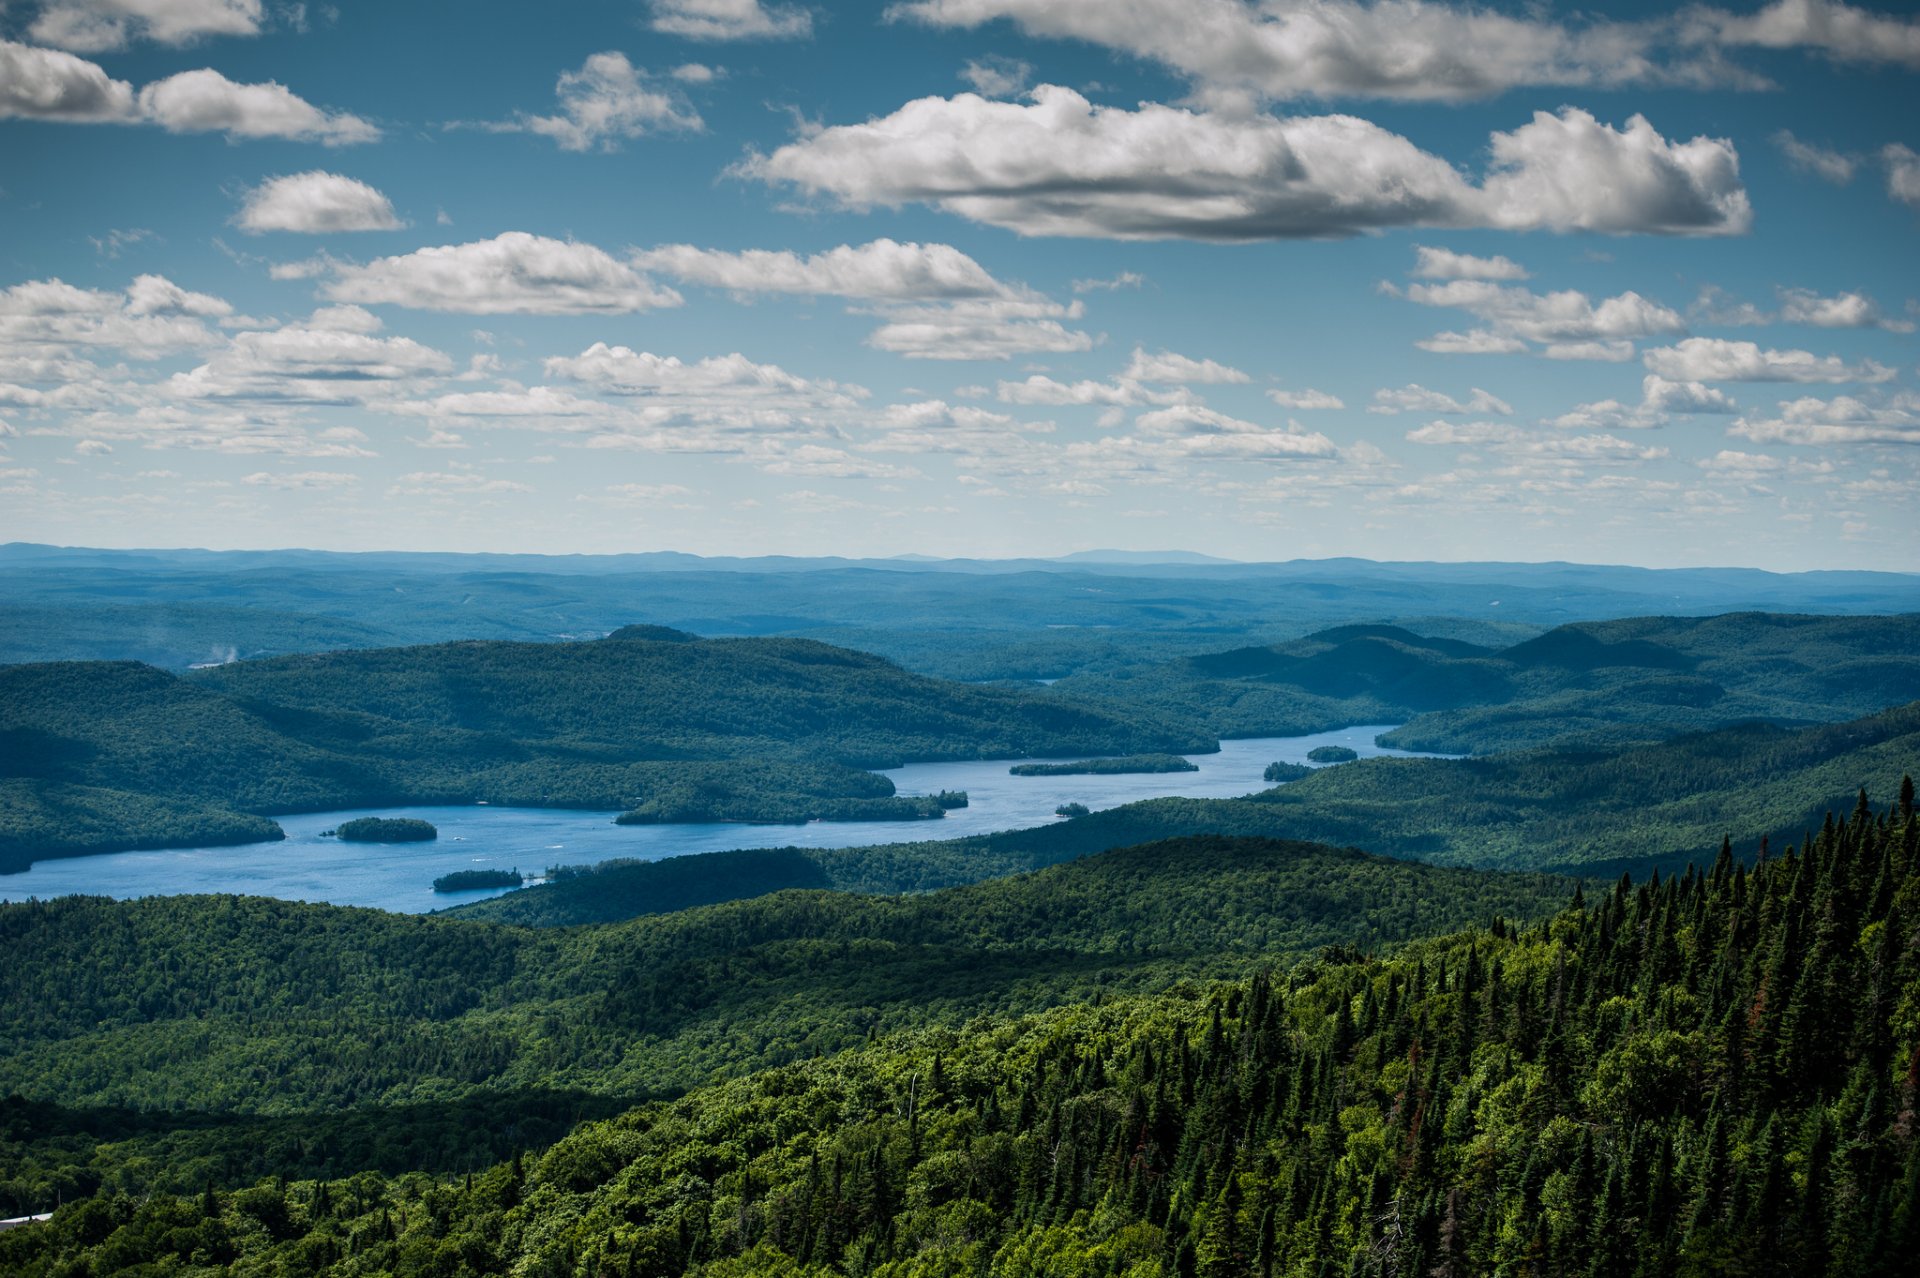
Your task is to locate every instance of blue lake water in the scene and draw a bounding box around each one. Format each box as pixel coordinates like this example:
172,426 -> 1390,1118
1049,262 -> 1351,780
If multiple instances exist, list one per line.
0,726 -> 1441,914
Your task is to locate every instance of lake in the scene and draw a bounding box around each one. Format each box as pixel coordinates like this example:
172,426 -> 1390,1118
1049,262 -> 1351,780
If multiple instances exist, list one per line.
0,726 -> 1442,914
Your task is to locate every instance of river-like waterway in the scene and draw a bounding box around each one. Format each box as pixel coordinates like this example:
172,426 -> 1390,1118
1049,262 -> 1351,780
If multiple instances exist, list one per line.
0,726 -> 1442,914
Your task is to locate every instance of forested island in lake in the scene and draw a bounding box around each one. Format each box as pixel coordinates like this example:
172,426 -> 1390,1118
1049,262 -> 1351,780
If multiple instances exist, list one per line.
431,867 -> 522,891
331,817 -> 437,843
1009,753 -> 1199,776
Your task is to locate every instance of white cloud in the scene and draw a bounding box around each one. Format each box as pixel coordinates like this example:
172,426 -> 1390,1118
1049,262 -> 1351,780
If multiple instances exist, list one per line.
863,298 -> 1091,360
1407,418 -> 1667,463
0,38 -> 135,120
1777,288 -> 1909,331
1369,384 -> 1511,415
1643,337 -> 1896,383
322,234 -> 683,315
0,274 -> 228,363
1071,271 -> 1145,293
632,238 -> 1015,300
1644,375 -> 1740,414
1698,0 -> 1920,71
236,171 -> 403,234
390,469 -> 532,497
243,469 -> 361,490
890,0 -> 1726,103
1,40 -> 369,142
28,1 -> 263,52
545,343 -> 849,401
878,399 -> 1015,430
1883,144 -> 1920,210
1122,348 -> 1248,384
1549,374 -> 1739,430
1399,279 -> 1687,354
1265,388 -> 1344,410
485,52 -> 701,151
743,93 -> 1750,240
1542,340 -> 1636,362
648,0 -> 811,41
960,55 -> 1031,97
1772,130 -> 1856,183
1729,393 -> 1920,446
631,239 -> 1087,360
997,376 -> 1155,407
1415,330 -> 1528,355
1411,245 -> 1528,280
137,68 -> 377,144
167,308 -> 454,402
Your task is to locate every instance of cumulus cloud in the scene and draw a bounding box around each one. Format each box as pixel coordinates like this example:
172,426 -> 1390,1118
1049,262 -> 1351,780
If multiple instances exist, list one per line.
1,40 -> 370,142
0,38 -> 136,120
1397,279 -> 1687,356
631,239 -> 1087,361
1728,393 -> 1920,446
961,55 -> 1031,97
28,1 -> 264,52
1772,130 -> 1857,183
1266,388 -> 1344,410
167,306 -> 453,402
1123,348 -> 1248,384
1643,337 -> 1896,383
890,0 -> 1715,102
0,273 -> 229,364
1777,288 -> 1910,331
897,1 -> 1920,99
1369,384 -> 1511,415
1407,418 -> 1667,463
743,92 -> 1750,241
864,298 -> 1092,360
1697,0 -> 1920,71
648,0 -> 811,41
235,172 -> 403,234
1884,144 -> 1920,210
1548,374 -> 1739,430
632,238 -> 1015,300
322,234 -> 683,315
482,52 -> 701,151
136,68 -> 378,143
1415,330 -> 1528,355
1411,245 -> 1528,280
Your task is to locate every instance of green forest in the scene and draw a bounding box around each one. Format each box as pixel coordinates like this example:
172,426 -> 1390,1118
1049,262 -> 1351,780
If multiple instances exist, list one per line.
3,785 -> 1914,1276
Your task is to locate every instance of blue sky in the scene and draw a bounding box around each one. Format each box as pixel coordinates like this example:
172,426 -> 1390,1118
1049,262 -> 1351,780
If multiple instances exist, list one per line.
2,1 -> 1917,569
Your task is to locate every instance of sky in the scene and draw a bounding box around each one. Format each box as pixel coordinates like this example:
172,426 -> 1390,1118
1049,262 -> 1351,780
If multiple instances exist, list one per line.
1,1 -> 1918,570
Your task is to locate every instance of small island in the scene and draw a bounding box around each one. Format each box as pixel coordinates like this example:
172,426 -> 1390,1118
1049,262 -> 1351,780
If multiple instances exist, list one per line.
1306,745 -> 1361,764
1055,802 -> 1090,818
330,817 -> 438,843
433,868 -> 523,892
1263,761 -> 1315,783
1010,753 -> 1199,777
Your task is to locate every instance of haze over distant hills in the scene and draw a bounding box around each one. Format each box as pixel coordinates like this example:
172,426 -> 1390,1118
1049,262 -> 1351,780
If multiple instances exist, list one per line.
5,543 -> 1919,680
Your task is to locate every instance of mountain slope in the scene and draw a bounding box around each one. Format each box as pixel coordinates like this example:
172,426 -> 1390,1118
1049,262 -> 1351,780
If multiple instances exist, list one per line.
8,790 -> 1914,1276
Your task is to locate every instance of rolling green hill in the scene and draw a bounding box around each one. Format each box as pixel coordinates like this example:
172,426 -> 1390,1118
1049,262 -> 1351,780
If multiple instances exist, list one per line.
6,790 -> 1913,1277
0,630 -> 1209,872
1057,612 -> 1920,753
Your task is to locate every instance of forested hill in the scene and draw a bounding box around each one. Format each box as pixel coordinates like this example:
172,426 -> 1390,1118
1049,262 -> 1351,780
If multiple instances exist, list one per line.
0,630 -> 1208,871
1056,611 -> 1920,753
453,706 -> 1920,926
0,836 -> 1571,1207
6,790 -> 1914,1276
